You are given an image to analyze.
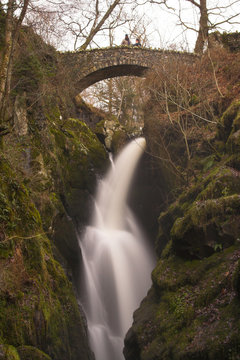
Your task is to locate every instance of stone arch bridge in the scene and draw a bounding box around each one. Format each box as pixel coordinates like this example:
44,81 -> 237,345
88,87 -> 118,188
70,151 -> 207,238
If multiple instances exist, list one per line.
60,46 -> 196,93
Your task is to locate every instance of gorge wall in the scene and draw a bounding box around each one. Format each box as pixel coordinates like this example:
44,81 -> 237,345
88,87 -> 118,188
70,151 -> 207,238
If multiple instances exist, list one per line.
0,27 -> 114,360
123,48 -> 240,360
1,22 -> 240,360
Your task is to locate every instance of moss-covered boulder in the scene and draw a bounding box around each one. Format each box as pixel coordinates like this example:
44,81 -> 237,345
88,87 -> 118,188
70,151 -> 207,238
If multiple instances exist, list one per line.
156,162 -> 240,260
171,194 -> 240,259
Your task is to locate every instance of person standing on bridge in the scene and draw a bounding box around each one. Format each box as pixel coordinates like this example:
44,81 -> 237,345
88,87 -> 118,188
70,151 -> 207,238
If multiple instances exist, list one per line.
121,34 -> 131,46
133,38 -> 141,47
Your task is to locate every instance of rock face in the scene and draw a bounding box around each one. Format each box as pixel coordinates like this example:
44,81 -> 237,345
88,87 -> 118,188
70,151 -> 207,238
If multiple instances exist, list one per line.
49,118 -> 108,263
0,159 -> 94,360
0,26 -> 111,360
123,100 -> 240,359
14,93 -> 28,136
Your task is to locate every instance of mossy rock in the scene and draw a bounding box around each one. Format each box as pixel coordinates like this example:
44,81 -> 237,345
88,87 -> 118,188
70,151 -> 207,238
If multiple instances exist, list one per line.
124,246 -> 240,360
0,158 -> 92,360
111,129 -> 128,153
74,95 -> 105,130
1,345 -> 20,360
52,211 -> 81,265
227,129 -> 240,154
196,165 -> 240,200
217,100 -> 240,143
0,157 -> 42,236
48,118 -> 108,262
156,159 -> 240,260
130,144 -> 240,358
17,346 -> 51,360
156,202 -> 183,256
171,195 -> 240,259
13,32 -> 57,95
94,119 -> 106,144
50,118 -> 108,192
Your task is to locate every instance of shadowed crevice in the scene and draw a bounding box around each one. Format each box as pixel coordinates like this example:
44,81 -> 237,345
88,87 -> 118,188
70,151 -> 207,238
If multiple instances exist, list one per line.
77,64 -> 149,92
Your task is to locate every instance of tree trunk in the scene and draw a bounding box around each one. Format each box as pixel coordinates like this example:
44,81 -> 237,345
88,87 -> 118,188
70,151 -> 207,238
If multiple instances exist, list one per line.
0,0 -> 29,123
194,0 -> 208,54
0,0 -> 14,115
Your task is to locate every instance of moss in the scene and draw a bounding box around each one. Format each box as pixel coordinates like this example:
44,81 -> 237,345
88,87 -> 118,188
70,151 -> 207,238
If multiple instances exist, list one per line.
155,158 -> 240,260
196,166 -> 240,201
13,40 -> 57,95
0,155 -> 91,360
217,100 -> 240,143
152,255 -> 202,292
170,195 -> 240,259
128,246 -> 240,360
156,202 -> 183,256
94,119 -> 106,136
17,346 -> 52,360
48,118 -> 108,232
110,129 -> 128,153
0,233 -> 89,358
0,157 -> 42,237
232,259 -> 240,297
2,345 -> 20,360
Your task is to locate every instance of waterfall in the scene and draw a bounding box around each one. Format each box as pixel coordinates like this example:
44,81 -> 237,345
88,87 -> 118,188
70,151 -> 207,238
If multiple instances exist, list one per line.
79,137 -> 155,360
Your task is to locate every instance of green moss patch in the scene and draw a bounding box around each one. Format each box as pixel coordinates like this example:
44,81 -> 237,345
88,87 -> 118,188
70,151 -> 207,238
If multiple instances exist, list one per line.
217,100 -> 240,143
18,346 -> 51,360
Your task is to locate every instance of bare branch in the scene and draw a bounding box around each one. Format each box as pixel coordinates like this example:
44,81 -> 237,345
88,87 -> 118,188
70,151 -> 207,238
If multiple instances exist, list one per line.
79,0 -> 121,50
186,0 -> 200,9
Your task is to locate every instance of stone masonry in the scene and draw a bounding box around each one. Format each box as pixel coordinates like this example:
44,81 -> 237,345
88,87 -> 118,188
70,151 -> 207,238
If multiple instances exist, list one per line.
59,46 -> 197,93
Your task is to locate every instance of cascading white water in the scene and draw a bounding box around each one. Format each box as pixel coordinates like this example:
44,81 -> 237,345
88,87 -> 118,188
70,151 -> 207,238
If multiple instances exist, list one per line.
79,137 -> 155,360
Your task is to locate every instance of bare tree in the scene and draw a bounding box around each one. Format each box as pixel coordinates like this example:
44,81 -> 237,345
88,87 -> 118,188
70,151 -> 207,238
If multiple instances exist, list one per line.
142,51 -> 223,184
185,0 -> 208,53
26,0 -> 132,50
178,0 -> 240,53
136,0 -> 240,53
0,0 -> 29,127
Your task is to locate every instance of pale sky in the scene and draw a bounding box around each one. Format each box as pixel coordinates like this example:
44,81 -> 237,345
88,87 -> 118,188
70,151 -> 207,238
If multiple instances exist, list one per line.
55,0 -> 240,52
111,0 -> 240,52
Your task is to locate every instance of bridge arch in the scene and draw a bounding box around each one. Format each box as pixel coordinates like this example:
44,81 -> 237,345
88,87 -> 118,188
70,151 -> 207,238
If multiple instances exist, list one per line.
60,46 -> 196,93
77,64 -> 148,92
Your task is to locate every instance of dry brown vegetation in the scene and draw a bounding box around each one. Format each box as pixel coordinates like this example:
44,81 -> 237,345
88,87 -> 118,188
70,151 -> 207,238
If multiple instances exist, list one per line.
142,47 -> 240,189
